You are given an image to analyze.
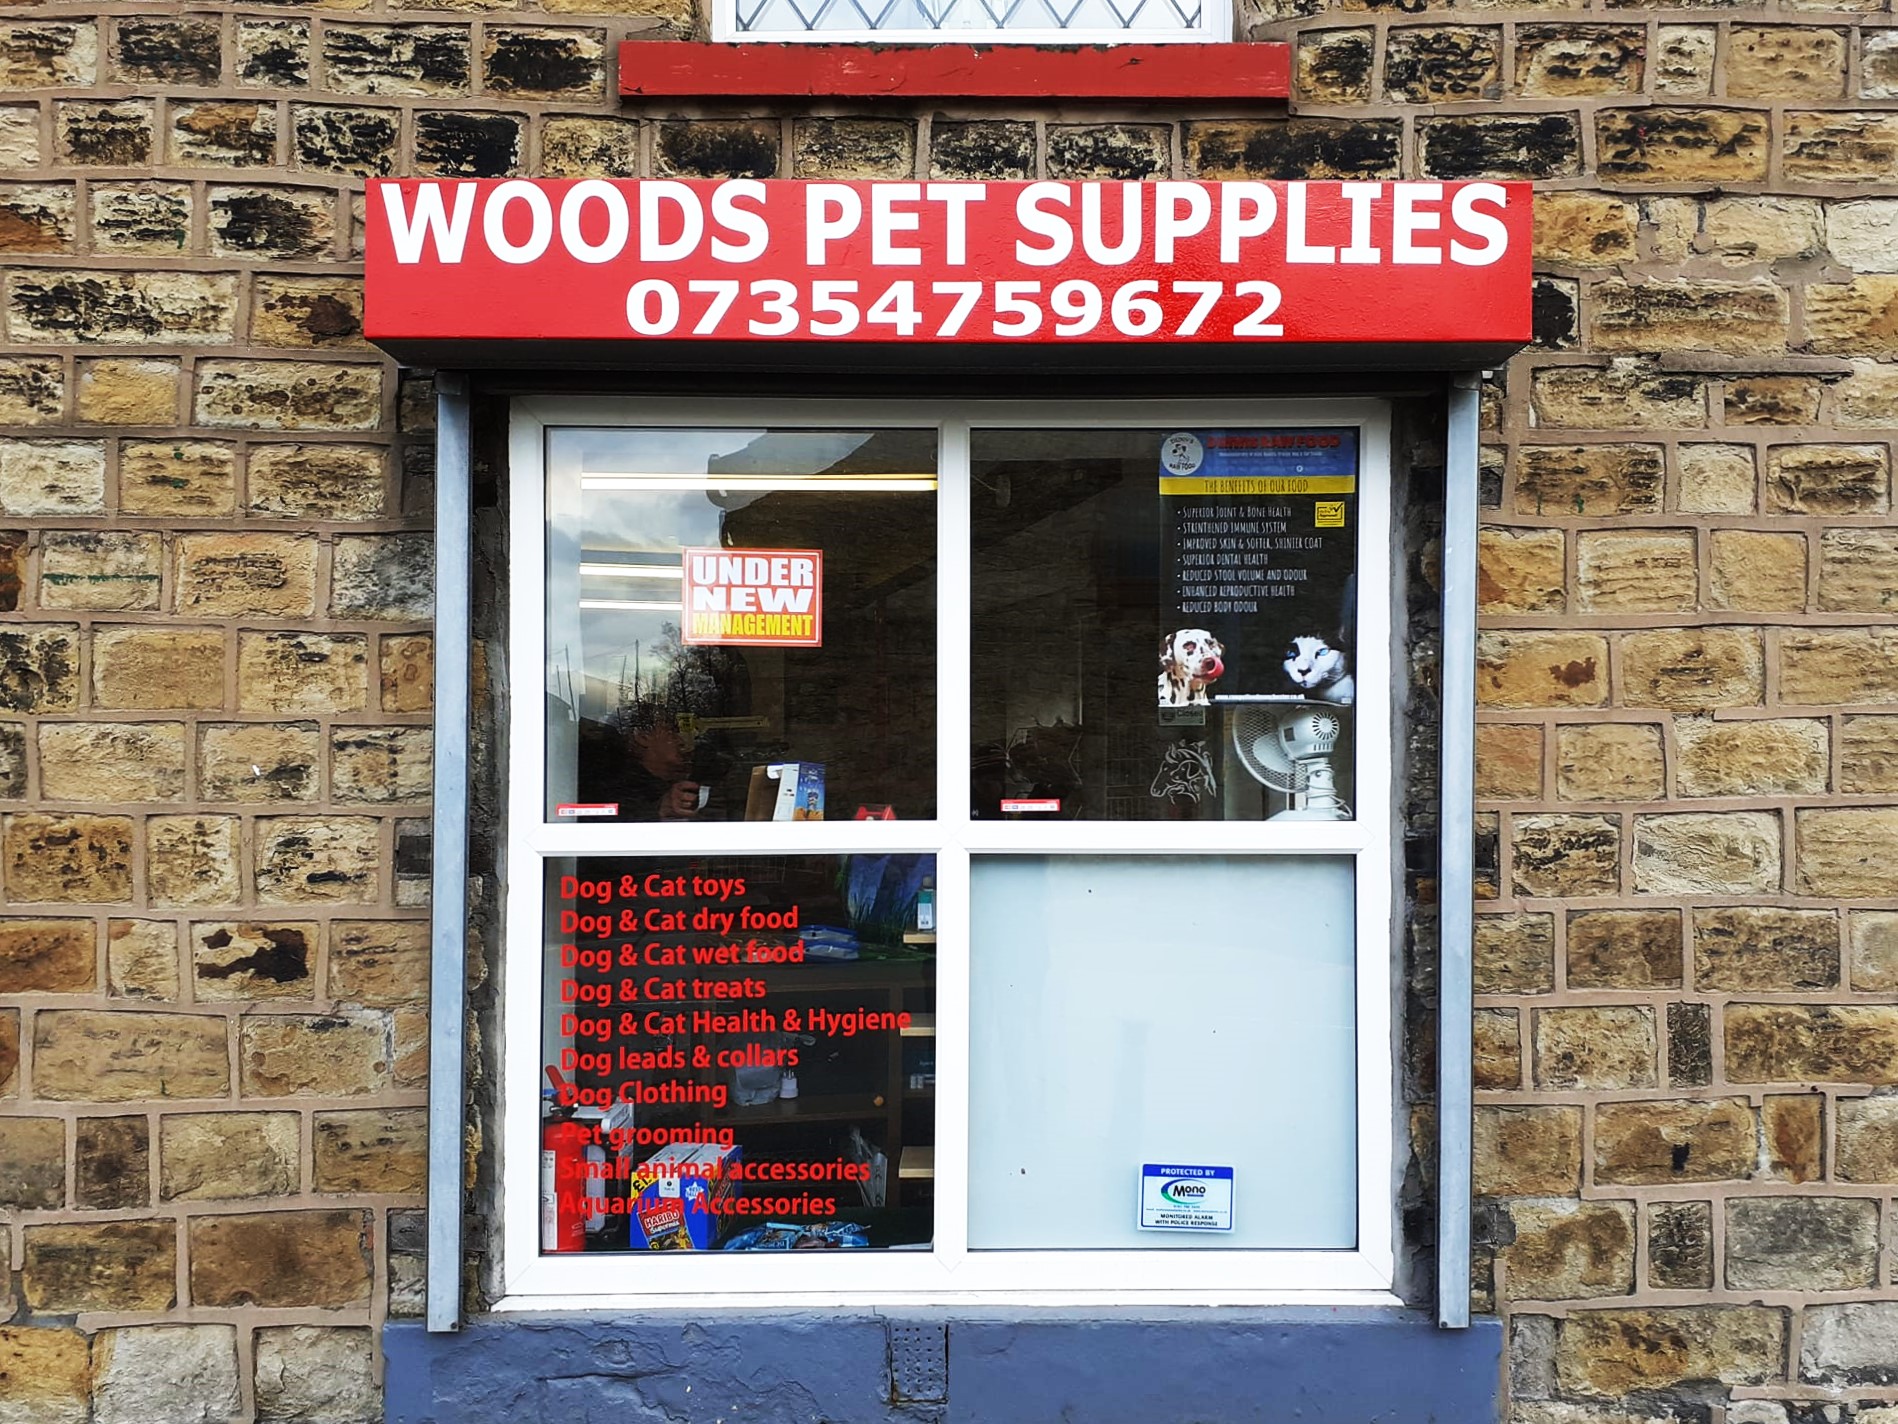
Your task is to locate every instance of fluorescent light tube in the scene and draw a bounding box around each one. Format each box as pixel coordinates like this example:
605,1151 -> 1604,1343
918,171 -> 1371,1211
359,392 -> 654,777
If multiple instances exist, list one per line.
580,475 -> 937,492
577,563 -> 684,580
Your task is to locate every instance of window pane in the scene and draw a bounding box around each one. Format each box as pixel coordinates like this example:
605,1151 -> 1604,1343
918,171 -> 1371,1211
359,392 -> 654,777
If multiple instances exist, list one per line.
547,427 -> 937,824
968,855 -> 1356,1249
541,854 -> 936,1253
971,428 -> 1359,822
730,0 -> 1208,38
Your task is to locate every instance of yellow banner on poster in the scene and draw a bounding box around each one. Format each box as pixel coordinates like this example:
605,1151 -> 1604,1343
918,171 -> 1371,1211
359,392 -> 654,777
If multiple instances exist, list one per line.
1159,475 -> 1359,496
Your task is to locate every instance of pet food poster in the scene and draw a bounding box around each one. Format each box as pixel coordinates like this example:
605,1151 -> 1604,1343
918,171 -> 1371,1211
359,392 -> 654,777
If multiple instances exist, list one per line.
1157,430 -> 1358,708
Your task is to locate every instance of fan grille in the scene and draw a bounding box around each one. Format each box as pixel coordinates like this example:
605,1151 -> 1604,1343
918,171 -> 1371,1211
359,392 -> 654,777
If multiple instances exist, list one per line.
1229,704 -> 1342,793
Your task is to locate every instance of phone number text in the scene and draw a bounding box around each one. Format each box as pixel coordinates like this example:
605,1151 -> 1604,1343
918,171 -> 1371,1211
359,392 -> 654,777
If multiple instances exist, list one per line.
621,277 -> 1286,341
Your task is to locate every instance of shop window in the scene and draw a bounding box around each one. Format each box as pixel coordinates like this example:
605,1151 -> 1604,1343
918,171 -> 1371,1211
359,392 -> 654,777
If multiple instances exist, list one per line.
545,424 -> 938,825
715,0 -> 1228,44
970,427 -> 1359,822
508,398 -> 1394,1301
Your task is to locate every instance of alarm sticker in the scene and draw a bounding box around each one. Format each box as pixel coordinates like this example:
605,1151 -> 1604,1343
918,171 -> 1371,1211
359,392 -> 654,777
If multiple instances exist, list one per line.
1139,1163 -> 1234,1232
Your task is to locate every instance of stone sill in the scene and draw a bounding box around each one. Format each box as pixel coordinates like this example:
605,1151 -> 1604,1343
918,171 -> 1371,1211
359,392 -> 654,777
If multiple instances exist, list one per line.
385,1308 -> 1500,1423
617,40 -> 1291,100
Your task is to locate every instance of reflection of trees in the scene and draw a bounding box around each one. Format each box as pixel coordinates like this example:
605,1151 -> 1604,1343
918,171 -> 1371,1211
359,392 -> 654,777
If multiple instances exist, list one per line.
610,622 -> 751,731
609,642 -> 659,729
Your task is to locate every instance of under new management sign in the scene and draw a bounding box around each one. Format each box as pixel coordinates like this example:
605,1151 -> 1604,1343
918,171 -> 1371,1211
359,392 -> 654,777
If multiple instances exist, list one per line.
363,179 -> 1532,356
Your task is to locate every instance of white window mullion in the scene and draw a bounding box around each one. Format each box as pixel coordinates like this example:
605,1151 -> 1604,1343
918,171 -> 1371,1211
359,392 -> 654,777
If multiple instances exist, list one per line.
503,402 -> 553,1295
523,819 -> 947,859
936,419 -> 973,862
1350,407 -> 1396,1287
932,418 -> 975,1270
931,844 -> 972,1270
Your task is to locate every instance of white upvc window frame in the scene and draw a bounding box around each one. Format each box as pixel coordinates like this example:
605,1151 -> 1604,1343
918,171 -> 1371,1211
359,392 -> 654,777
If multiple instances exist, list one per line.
711,0 -> 1230,44
499,396 -> 1397,1311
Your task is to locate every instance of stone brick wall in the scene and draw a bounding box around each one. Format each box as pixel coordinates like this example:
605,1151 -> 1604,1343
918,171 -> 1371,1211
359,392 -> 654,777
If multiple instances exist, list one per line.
1,8 -> 443,1417
1420,1 -> 1898,1416
2,0 -> 1895,1418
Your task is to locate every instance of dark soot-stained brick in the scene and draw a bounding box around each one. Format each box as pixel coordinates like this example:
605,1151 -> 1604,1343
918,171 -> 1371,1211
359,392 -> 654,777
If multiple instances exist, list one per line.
657,121 -> 780,179
1420,114 -> 1580,179
1649,1201 -> 1714,1288
0,723 -> 24,797
1668,1002 -> 1714,1086
1303,32 -> 1373,101
1597,108 -> 1767,184
0,628 -> 78,713
240,22 -> 310,88
1190,119 -> 1401,180
1046,124 -> 1169,181
293,107 -> 398,178
415,112 -> 520,177
1534,279 -> 1579,349
60,103 -> 153,166
115,19 -> 221,85
0,367 -> 55,446
76,1116 -> 149,1209
929,120 -> 1035,180
1384,27 -> 1500,103
198,924 -> 311,989
1517,24 -> 1644,95
8,272 -> 219,343
323,26 -> 469,94
483,30 -> 602,98
210,190 -> 328,257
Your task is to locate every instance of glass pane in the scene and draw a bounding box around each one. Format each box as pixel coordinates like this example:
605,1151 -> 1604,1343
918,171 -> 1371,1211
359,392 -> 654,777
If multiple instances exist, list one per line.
968,856 -> 1356,1249
547,427 -> 937,824
540,854 -> 937,1253
731,0 -> 1206,37
971,427 -> 1359,822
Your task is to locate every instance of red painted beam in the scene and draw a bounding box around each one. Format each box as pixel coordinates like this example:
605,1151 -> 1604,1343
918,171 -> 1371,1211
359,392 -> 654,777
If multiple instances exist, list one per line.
619,41 -> 1290,101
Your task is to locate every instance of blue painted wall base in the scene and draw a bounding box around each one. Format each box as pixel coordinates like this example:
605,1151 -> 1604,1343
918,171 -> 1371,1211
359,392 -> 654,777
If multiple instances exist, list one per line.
384,1308 -> 1501,1423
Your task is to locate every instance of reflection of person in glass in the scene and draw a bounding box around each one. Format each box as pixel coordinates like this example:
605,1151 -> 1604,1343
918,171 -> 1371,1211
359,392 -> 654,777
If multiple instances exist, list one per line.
626,703 -> 708,821
577,701 -> 721,822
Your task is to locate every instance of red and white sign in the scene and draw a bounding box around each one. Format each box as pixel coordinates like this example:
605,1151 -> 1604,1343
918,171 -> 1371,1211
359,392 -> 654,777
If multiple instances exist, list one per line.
681,548 -> 823,647
365,180 -> 1531,348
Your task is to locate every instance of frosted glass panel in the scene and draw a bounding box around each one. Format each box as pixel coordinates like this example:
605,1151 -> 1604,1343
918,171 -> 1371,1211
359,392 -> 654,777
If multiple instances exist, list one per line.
970,856 -> 1356,1249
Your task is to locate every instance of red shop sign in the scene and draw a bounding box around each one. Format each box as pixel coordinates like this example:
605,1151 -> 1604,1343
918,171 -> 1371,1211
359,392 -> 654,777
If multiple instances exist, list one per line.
364,179 -> 1531,355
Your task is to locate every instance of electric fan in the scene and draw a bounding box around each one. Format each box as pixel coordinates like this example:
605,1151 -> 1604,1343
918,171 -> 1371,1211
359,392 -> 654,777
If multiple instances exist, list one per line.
1223,697 -> 1352,821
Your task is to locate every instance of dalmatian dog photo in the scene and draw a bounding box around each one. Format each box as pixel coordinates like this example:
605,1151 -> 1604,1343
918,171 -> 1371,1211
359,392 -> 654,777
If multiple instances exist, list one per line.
1283,635 -> 1355,706
1158,628 -> 1226,706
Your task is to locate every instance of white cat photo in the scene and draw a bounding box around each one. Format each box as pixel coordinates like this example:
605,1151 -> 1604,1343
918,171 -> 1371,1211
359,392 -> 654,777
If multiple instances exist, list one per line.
1284,636 -> 1355,705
